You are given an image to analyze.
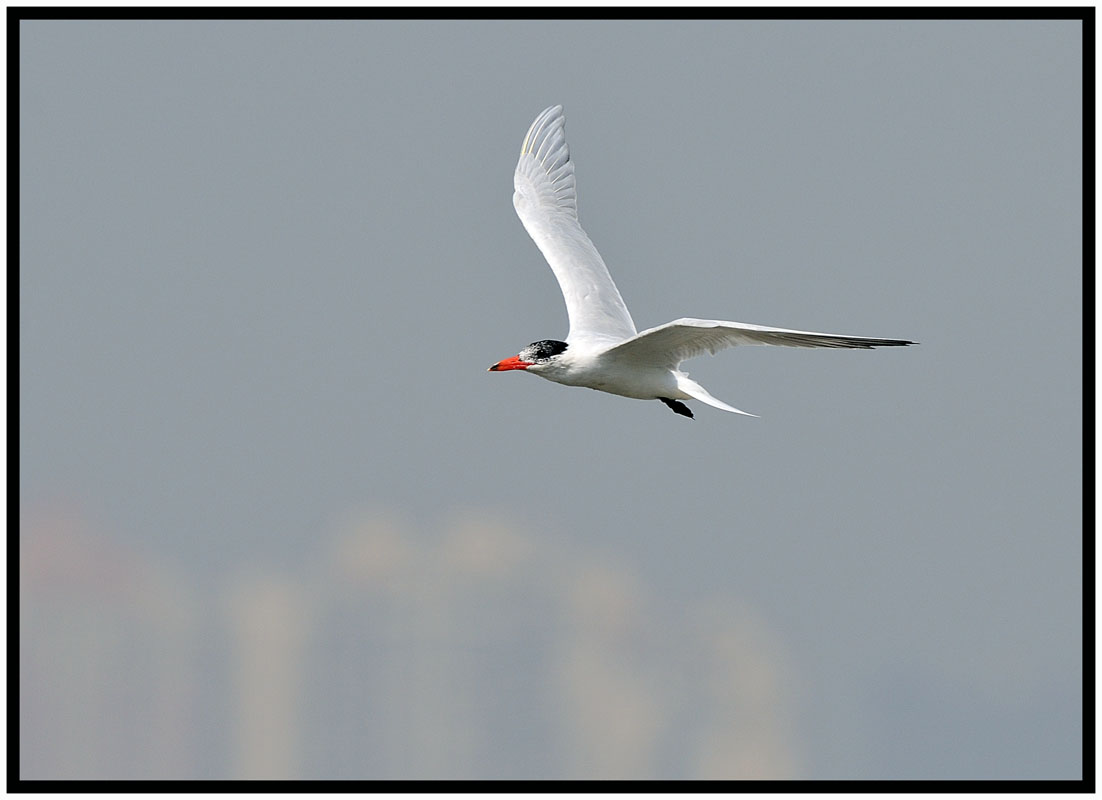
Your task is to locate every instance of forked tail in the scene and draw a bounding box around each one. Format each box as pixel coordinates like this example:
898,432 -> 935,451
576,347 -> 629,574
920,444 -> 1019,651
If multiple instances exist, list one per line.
675,374 -> 759,418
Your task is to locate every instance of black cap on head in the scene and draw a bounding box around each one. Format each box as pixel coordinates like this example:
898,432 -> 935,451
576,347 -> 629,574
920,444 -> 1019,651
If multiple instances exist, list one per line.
520,340 -> 568,362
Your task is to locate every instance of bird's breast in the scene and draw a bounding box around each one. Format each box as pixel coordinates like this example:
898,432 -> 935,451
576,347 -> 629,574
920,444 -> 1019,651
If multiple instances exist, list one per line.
536,355 -> 678,400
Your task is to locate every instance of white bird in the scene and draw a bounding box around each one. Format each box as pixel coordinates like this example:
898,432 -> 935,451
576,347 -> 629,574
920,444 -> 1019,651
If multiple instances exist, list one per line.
489,105 -> 914,418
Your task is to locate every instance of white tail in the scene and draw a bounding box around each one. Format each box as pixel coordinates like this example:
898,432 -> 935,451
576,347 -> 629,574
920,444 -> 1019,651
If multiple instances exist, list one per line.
676,374 -> 759,417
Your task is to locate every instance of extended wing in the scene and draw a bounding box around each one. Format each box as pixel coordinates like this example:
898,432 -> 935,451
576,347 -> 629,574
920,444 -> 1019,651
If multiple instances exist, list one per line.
604,317 -> 914,368
512,106 -> 637,346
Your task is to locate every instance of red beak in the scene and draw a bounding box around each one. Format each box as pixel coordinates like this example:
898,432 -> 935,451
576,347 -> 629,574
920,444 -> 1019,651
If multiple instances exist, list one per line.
488,355 -> 533,371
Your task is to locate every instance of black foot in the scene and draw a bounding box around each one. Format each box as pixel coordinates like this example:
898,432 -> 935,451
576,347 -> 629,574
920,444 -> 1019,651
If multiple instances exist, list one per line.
659,398 -> 694,419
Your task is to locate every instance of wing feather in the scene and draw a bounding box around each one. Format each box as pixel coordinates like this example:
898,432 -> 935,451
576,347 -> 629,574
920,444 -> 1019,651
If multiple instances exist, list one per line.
513,106 -> 637,345
604,318 -> 914,368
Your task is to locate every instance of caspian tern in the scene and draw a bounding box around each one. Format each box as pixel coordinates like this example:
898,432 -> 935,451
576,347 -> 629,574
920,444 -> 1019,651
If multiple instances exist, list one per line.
489,105 -> 914,418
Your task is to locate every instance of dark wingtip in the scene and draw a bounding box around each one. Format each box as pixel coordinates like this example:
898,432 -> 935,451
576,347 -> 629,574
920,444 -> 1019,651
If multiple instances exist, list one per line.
864,338 -> 916,348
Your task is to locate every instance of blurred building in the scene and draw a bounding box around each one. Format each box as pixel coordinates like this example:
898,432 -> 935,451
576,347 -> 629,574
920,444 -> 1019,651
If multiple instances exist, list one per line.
284,509 -> 798,779
19,508 -> 198,779
298,510 -> 564,779
225,572 -> 309,779
684,600 -> 799,779
19,505 -> 799,779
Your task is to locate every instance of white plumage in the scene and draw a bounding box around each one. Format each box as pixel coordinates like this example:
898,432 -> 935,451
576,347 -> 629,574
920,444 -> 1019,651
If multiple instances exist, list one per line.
491,105 -> 913,419
512,105 -> 637,347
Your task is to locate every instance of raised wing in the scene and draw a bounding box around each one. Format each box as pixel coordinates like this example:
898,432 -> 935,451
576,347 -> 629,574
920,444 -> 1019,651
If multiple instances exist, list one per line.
604,317 -> 914,368
513,106 -> 637,345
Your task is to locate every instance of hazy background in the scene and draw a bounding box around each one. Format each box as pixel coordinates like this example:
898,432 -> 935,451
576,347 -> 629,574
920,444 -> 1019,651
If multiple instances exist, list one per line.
19,19 -> 1083,780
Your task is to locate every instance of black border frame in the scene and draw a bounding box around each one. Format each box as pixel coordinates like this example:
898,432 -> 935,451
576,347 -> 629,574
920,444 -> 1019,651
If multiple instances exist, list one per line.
8,5 -> 1095,794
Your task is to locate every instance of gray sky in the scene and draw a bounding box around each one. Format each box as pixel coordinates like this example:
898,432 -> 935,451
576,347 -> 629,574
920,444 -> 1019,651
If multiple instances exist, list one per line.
19,19 -> 1083,780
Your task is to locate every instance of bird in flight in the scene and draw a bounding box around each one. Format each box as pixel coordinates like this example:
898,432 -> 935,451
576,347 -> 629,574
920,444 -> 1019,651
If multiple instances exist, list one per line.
489,105 -> 913,419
